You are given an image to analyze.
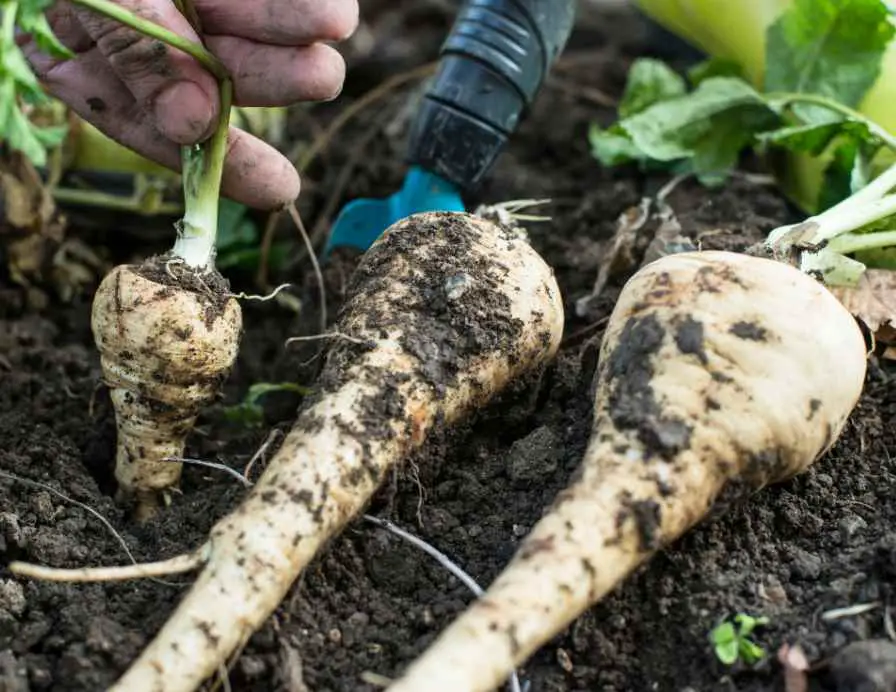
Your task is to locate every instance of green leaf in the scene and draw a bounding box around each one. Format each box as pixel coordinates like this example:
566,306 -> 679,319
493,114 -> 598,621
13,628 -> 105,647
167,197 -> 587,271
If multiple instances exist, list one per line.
216,244 -> 289,272
2,43 -> 45,99
854,246 -> 896,269
244,382 -> 309,406
688,57 -> 747,86
765,0 -> 895,122
738,639 -> 767,665
616,77 -> 774,163
757,120 -> 871,156
734,613 -> 768,636
618,58 -> 687,118
588,122 -> 645,167
31,123 -> 68,147
16,9 -> 74,60
216,198 -> 257,251
691,102 -> 780,179
714,639 -> 740,666
220,382 -> 310,428
6,104 -> 47,166
710,622 -> 736,646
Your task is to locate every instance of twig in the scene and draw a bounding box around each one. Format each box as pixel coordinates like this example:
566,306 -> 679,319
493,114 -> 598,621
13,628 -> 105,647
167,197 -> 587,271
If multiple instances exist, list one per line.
228,283 -> 292,302
287,202 -> 327,337
0,470 -> 139,569
161,456 -> 252,488
306,102 -> 395,252
284,332 -> 370,347
9,547 -> 208,583
820,602 -> 881,621
885,604 -> 896,641
362,515 -> 526,692
290,61 -> 437,174
257,62 -> 437,282
243,428 -> 283,482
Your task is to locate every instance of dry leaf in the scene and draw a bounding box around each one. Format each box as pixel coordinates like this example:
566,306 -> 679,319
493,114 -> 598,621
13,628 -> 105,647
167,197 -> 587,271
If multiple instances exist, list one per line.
829,269 -> 896,331
575,198 -> 651,317
829,269 -> 896,360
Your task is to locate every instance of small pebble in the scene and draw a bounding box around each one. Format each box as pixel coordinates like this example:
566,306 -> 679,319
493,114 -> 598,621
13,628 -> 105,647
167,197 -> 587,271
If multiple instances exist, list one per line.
556,648 -> 573,673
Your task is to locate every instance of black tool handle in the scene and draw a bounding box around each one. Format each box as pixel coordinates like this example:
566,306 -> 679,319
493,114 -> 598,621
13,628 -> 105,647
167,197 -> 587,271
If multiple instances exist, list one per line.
406,0 -> 577,191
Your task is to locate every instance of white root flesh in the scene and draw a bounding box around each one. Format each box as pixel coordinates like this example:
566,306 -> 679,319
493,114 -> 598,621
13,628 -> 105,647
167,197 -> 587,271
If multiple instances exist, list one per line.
386,249 -> 868,692
91,261 -> 243,521
91,211 -> 565,691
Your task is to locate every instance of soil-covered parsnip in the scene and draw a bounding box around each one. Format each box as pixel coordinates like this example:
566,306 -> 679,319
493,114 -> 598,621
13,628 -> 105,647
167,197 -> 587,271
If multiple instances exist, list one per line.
91,262 -> 242,519
385,249 -> 868,692
95,211 -> 565,691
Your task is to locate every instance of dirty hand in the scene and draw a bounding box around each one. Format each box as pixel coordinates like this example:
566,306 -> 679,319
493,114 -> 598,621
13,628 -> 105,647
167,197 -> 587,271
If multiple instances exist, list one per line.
21,0 -> 358,209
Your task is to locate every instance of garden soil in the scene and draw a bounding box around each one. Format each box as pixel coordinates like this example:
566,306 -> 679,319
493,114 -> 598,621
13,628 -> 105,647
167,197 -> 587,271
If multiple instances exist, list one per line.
2,2 -> 895,691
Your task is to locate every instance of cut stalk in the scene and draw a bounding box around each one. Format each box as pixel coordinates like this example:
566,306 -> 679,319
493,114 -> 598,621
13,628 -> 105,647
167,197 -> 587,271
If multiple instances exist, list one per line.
171,78 -> 233,269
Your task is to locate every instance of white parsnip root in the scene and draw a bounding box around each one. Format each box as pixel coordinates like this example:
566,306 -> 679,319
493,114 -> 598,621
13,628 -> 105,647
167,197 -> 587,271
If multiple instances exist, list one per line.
92,262 -> 242,521
386,250 -> 868,692
84,211 -> 564,692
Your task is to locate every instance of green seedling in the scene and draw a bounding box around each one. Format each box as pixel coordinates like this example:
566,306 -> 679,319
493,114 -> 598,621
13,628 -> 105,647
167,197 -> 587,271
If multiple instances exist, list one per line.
216,199 -> 289,273
221,382 -> 311,427
710,613 -> 770,666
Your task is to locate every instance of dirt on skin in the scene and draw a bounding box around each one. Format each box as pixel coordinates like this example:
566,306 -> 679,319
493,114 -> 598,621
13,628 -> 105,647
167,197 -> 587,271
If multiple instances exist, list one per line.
1,2 -> 895,691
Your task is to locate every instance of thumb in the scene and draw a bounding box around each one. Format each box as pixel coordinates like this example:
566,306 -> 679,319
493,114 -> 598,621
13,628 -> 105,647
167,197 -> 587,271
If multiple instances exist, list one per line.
72,0 -> 219,144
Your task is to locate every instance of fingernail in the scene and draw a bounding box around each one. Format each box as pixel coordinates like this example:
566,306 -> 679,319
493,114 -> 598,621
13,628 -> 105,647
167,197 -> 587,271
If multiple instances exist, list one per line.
153,82 -> 215,144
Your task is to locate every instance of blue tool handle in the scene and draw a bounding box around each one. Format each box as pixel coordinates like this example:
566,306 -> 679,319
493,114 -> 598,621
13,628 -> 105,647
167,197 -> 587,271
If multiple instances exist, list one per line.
406,0 -> 576,191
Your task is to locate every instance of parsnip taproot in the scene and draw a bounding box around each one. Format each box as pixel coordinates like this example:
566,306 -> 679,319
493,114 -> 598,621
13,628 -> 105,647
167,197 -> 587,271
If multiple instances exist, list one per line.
91,261 -> 242,520
385,249 -> 868,692
78,211 -> 563,692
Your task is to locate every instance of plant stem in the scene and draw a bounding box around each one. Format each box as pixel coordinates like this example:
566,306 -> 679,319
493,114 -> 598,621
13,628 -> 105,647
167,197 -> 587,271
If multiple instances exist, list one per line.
71,0 -> 233,270
172,78 -> 232,269
2,2 -> 18,43
69,0 -> 226,79
828,229 -> 896,255
767,91 -> 896,152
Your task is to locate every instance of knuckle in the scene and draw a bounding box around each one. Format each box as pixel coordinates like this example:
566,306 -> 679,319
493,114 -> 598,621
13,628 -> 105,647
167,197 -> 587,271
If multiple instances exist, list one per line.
96,23 -> 168,80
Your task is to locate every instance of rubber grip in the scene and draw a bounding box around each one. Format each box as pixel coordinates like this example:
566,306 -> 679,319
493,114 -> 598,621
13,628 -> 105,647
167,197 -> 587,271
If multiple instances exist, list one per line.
406,0 -> 577,191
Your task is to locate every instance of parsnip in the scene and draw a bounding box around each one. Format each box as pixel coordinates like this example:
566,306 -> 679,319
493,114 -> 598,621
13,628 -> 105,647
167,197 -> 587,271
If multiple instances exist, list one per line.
385,249 -> 868,692
91,261 -> 242,520
92,211 -> 564,692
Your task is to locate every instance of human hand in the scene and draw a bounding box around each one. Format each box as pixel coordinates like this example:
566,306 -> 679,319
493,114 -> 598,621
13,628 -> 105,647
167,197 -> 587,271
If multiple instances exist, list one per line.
21,0 -> 358,209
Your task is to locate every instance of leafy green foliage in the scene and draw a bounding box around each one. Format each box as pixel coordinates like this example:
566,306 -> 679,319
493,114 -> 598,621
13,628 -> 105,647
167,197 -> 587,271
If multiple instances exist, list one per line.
221,382 -> 311,428
590,73 -> 779,183
765,0 -> 895,121
710,613 -> 770,666
1,0 -> 73,166
215,198 -> 290,272
588,0 -> 895,205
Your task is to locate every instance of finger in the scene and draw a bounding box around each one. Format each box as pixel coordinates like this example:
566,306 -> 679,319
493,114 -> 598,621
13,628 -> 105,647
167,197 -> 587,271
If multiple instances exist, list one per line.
194,0 -> 358,45
71,1 -> 220,145
204,37 -> 345,106
40,2 -> 93,53
42,53 -> 300,209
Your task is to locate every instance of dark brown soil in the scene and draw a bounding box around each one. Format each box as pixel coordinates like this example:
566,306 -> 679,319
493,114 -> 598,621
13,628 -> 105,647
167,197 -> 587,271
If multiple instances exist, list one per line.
2,2 -> 895,691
